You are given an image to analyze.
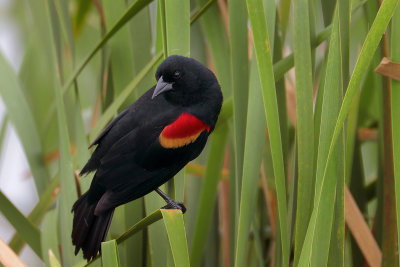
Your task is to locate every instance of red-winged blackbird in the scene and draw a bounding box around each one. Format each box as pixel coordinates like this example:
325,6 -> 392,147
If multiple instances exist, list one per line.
71,55 -> 223,260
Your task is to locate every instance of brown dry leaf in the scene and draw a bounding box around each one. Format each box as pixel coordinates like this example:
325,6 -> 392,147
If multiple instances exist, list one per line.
358,127 -> 378,141
285,79 -> 297,127
345,186 -> 382,267
374,57 -> 400,81
0,237 -> 27,267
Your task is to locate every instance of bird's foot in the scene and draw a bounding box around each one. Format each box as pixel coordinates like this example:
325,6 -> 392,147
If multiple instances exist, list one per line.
161,201 -> 187,214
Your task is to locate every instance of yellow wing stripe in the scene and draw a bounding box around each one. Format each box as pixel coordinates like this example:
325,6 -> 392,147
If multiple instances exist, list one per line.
159,131 -> 202,148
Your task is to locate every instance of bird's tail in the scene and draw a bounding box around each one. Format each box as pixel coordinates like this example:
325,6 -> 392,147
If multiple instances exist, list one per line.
71,192 -> 114,261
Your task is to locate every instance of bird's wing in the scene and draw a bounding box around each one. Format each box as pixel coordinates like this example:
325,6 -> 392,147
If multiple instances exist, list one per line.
99,111 -> 210,169
80,89 -> 157,175
88,86 -> 156,150
90,111 -> 210,210
88,109 -> 129,149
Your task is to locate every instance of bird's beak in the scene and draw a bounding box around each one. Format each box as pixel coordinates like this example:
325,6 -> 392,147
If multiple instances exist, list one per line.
152,76 -> 173,99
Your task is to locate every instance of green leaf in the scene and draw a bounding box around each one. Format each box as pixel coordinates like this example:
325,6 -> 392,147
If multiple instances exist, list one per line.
89,52 -> 162,141
308,6 -> 341,266
273,25 -> 332,82
101,240 -> 121,267
0,52 -> 49,193
190,126 -> 228,267
0,115 -> 8,161
18,39 -> 57,156
391,3 -> 400,266
246,0 -> 288,265
292,0 -> 315,263
116,208 -> 161,242
161,209 -> 190,267
165,0 -> 190,57
103,0 -> 135,98
85,210 -> 163,266
61,0 -> 154,93
235,54 -> 266,267
229,0 -> 249,237
144,191 -> 170,267
9,174 -> 60,254
0,190 -> 41,258
72,0 -> 92,36
55,56 -> 78,267
40,1 -> 79,264
299,0 -> 399,264
44,0 -> 154,129
127,5 -> 154,100
196,0 -> 231,97
278,0 -> 291,42
53,0 -> 75,60
41,209 -> 60,267
49,249 -> 62,267
328,0 -> 350,265
321,0 -> 336,25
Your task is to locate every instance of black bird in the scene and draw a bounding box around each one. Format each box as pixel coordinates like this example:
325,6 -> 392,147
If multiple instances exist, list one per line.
71,55 -> 223,260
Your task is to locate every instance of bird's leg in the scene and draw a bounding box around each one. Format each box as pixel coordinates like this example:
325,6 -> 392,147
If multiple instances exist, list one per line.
155,188 -> 186,213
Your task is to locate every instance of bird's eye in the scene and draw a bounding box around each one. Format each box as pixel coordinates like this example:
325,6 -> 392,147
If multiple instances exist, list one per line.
173,71 -> 181,78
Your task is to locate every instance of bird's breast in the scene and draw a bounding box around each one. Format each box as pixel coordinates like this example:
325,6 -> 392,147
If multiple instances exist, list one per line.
159,113 -> 210,148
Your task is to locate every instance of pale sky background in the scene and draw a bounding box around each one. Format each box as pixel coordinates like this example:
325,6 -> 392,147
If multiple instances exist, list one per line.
0,0 -> 43,265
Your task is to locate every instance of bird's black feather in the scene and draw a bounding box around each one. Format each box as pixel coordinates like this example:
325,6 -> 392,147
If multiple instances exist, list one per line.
72,55 -> 222,261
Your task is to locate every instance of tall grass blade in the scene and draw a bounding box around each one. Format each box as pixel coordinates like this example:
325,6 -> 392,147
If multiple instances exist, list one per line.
292,0 -> 315,263
41,209 -> 60,267
328,0 -> 350,265
9,174 -> 59,254
61,0 -> 153,93
165,0 -> 190,57
0,115 -> 7,159
85,210 -> 163,266
89,52 -> 162,141
307,7 -> 341,264
246,0 -> 288,265
43,0 -> 154,129
103,0 -> 135,98
299,0 -> 399,264
229,0 -> 248,246
190,126 -> 228,267
235,53 -> 266,267
49,250 -> 62,267
37,1 -> 80,264
127,5 -> 153,99
194,1 -> 233,263
101,240 -> 121,267
161,210 -> 190,267
196,0 -> 231,96
273,25 -> 332,82
54,58 -> 78,267
0,191 -> 41,257
144,191 -> 170,267
278,0 -> 291,42
391,3 -> 400,266
0,52 -> 49,193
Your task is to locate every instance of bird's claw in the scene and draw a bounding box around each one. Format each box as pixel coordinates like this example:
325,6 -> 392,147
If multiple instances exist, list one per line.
161,201 -> 187,214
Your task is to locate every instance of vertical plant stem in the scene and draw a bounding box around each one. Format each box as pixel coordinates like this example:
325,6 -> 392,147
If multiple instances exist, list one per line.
293,0 -> 315,264
246,0 -> 289,265
390,3 -> 400,266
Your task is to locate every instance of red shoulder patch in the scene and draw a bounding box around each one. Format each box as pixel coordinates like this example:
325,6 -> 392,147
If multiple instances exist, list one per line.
160,113 -> 210,148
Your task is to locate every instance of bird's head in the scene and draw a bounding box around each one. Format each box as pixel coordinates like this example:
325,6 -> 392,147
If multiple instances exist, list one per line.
152,55 -> 220,105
